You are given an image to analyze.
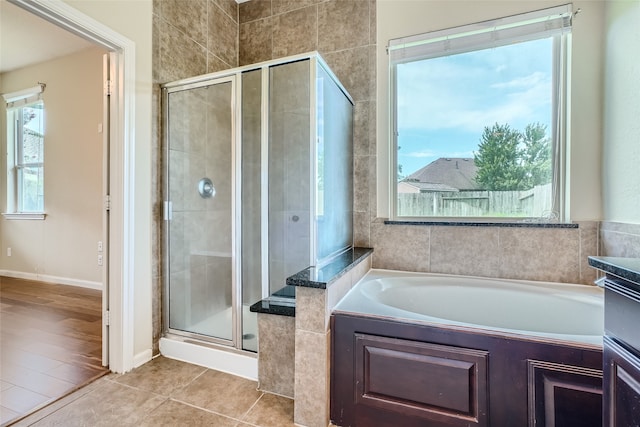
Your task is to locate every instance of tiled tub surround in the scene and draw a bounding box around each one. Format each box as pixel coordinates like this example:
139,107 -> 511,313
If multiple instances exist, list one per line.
251,248 -> 373,427
600,221 -> 640,258
372,220 -> 601,286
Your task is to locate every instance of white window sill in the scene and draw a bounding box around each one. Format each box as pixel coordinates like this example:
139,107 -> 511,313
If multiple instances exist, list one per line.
2,212 -> 47,220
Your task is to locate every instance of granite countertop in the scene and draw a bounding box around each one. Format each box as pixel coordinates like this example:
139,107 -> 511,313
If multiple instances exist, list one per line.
286,247 -> 373,289
249,297 -> 296,317
588,256 -> 640,285
250,247 -> 374,316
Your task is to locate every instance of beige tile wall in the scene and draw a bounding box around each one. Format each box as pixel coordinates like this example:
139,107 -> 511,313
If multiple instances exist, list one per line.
257,313 -> 295,398
238,0 -> 377,250
293,255 -> 372,427
152,0 -> 239,354
601,221 -> 640,258
371,220 -> 600,286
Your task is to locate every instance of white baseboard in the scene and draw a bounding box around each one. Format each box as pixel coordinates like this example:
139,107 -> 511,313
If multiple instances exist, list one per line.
160,337 -> 258,381
0,270 -> 102,291
133,349 -> 153,368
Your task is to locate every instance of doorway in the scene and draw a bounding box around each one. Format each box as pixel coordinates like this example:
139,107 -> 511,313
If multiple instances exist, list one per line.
0,0 -> 135,422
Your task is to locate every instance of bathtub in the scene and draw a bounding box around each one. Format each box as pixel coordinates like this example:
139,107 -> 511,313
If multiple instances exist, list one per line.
331,269 -> 605,426
333,269 -> 604,346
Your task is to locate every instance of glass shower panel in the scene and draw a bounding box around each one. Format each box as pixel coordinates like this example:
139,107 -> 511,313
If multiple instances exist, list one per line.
241,69 -> 262,352
268,60 -> 311,295
167,80 -> 234,343
316,65 -> 354,263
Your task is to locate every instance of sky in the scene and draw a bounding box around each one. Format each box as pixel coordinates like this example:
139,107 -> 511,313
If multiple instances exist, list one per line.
396,37 -> 553,178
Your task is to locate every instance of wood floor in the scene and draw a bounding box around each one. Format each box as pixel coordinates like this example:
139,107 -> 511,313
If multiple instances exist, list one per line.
0,276 -> 108,426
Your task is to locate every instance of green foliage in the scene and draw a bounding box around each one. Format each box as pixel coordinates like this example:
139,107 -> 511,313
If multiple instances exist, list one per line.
473,122 -> 551,191
521,122 -> 552,188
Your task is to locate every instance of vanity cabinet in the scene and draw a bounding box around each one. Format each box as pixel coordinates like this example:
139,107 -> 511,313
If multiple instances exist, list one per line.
604,337 -> 640,426
589,256 -> 640,427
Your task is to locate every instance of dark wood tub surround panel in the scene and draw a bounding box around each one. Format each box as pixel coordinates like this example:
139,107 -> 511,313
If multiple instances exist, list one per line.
528,360 -> 603,427
355,334 -> 488,426
604,337 -> 640,427
331,314 -> 603,427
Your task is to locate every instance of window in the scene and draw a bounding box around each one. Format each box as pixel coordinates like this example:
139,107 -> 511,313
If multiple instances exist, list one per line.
3,84 -> 46,217
389,5 -> 572,221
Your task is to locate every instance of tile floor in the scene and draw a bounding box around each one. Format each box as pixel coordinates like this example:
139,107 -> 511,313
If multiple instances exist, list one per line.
8,356 -> 296,427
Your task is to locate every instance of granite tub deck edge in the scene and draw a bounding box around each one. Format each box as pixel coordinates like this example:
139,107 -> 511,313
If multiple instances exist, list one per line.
286,247 -> 374,289
249,247 -> 374,316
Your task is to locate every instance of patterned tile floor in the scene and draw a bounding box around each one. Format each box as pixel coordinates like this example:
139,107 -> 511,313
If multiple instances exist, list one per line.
8,356 -> 295,427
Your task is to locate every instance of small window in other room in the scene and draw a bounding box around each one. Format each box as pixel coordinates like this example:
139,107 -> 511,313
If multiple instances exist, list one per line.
389,5 -> 572,221
13,101 -> 45,212
3,84 -> 46,216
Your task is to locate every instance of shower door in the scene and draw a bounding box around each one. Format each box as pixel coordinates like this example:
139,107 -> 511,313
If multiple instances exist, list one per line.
164,77 -> 237,345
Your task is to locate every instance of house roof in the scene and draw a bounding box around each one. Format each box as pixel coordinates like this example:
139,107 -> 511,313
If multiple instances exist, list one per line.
402,157 -> 479,191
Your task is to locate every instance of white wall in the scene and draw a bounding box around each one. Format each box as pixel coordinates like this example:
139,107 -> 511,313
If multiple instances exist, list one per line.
61,0 -> 154,365
602,0 -> 640,224
0,47 -> 105,287
377,0 -> 605,221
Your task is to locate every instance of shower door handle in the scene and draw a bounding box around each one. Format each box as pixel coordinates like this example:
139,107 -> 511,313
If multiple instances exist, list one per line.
164,201 -> 173,221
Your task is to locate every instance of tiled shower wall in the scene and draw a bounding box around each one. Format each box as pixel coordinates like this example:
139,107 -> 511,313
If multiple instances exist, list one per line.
152,0 -> 239,353
238,0 -> 377,250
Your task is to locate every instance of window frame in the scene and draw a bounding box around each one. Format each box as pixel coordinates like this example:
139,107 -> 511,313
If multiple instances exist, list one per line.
3,84 -> 47,219
388,5 -> 572,223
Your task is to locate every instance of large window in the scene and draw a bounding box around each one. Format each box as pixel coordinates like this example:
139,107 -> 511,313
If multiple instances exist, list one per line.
390,5 -> 572,221
3,84 -> 46,215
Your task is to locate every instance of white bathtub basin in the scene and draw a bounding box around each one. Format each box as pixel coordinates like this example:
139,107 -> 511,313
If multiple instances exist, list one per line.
333,269 -> 604,345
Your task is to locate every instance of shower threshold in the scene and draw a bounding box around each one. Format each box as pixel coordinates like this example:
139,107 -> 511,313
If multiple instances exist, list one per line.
160,305 -> 258,380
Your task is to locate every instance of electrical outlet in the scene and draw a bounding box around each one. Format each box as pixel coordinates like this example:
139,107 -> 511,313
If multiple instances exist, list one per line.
7,247 -> 11,257
97,254 -> 103,266
98,241 -> 103,252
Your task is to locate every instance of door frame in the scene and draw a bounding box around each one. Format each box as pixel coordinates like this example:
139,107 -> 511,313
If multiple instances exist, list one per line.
9,0 -> 136,373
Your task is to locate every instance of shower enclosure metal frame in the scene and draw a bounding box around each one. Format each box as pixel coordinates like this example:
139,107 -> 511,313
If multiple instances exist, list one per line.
161,52 -> 353,353
162,74 -> 242,349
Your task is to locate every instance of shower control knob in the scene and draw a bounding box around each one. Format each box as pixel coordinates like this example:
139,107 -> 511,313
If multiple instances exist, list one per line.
198,178 -> 216,198
291,215 -> 299,222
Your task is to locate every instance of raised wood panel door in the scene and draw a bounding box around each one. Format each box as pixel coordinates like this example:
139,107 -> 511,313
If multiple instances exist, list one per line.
528,360 -> 603,427
353,333 -> 489,427
604,337 -> 640,427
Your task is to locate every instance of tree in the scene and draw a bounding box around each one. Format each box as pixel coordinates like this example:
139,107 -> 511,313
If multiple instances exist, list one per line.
521,122 -> 551,188
473,122 -> 552,191
473,123 -> 525,190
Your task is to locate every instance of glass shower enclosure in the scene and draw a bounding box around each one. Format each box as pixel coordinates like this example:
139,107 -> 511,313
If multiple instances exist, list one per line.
162,53 -> 353,353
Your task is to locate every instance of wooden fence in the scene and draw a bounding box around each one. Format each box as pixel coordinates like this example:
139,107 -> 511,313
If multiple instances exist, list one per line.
397,184 -> 552,217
